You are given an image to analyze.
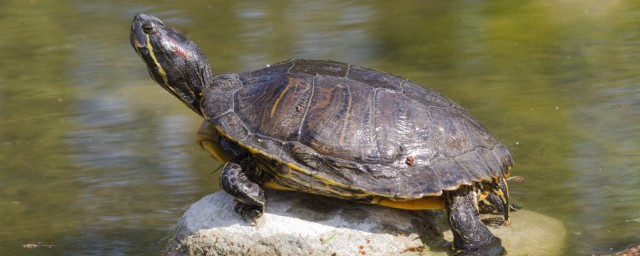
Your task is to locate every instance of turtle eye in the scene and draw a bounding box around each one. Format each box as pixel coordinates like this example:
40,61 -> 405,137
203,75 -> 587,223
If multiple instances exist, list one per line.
142,23 -> 154,34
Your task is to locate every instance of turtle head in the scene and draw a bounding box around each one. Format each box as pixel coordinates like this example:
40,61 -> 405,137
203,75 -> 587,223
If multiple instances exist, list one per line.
130,13 -> 213,116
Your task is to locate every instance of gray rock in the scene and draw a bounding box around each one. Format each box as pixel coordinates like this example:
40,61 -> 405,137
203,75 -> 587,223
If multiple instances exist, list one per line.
167,191 -> 565,256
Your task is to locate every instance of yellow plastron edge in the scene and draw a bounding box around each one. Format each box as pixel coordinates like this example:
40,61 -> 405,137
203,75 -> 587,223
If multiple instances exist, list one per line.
264,181 -> 295,191
371,196 -> 445,210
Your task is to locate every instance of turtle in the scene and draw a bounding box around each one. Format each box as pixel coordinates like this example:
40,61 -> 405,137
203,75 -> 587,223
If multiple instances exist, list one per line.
130,13 -> 514,256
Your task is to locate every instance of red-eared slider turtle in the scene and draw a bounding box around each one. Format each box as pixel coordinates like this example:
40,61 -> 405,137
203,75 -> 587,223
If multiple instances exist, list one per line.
130,13 -> 513,256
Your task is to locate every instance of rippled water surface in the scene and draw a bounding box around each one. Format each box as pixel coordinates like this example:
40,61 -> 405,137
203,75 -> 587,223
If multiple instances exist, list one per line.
1,1 -> 638,255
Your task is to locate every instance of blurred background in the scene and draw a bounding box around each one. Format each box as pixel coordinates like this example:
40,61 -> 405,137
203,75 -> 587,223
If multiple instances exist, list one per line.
0,0 -> 639,255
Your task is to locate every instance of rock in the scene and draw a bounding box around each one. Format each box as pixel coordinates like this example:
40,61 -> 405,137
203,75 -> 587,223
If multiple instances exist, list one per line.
595,244 -> 640,256
167,190 -> 566,256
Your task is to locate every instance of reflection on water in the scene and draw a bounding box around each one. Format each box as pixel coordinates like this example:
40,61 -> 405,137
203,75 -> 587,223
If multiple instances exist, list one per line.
0,1 -> 638,255
235,0 -> 376,66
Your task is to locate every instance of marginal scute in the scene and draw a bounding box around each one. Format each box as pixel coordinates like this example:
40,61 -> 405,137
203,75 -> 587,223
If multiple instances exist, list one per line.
455,150 -> 494,180
215,113 -> 251,142
431,157 -> 474,190
476,147 -> 505,178
397,165 -> 442,197
316,157 -> 363,186
254,136 -> 283,158
284,141 -> 319,169
491,144 -> 513,176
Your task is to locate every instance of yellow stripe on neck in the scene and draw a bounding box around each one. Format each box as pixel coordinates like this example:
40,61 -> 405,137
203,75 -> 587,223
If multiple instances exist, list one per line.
145,34 -> 169,85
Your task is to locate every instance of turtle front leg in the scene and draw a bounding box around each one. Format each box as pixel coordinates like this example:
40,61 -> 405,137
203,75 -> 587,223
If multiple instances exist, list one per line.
444,186 -> 505,256
220,156 -> 266,224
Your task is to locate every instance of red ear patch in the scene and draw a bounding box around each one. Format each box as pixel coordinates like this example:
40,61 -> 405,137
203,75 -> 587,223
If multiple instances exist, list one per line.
168,37 -> 189,60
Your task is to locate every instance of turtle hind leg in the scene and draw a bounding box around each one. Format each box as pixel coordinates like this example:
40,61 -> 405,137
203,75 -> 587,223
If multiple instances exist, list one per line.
444,185 -> 505,256
220,156 -> 266,224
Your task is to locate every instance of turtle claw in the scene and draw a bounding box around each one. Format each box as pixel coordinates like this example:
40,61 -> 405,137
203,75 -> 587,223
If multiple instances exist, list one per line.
234,202 -> 263,224
482,217 -> 509,228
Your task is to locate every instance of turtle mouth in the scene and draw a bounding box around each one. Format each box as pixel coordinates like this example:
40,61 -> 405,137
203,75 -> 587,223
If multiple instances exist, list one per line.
130,30 -> 145,51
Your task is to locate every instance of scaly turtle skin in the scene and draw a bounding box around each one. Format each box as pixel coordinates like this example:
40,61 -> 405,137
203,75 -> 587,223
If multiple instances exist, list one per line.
131,13 -> 513,256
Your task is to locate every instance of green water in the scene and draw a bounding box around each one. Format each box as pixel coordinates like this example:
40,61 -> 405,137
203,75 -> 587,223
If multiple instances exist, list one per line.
1,1 -> 638,255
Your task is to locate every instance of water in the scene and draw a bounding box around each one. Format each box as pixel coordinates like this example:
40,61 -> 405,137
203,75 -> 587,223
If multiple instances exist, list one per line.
1,1 -> 638,255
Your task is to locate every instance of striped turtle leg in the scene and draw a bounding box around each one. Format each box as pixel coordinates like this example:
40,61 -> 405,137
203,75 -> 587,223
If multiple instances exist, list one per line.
444,185 -> 505,256
479,178 -> 511,222
220,155 -> 266,224
491,178 -> 511,221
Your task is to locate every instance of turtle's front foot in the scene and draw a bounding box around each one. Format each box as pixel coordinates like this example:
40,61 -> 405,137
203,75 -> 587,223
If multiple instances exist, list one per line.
220,155 -> 267,224
482,217 -> 509,228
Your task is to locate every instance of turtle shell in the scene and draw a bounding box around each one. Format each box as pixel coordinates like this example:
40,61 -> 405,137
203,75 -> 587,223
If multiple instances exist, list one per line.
201,59 -> 513,200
